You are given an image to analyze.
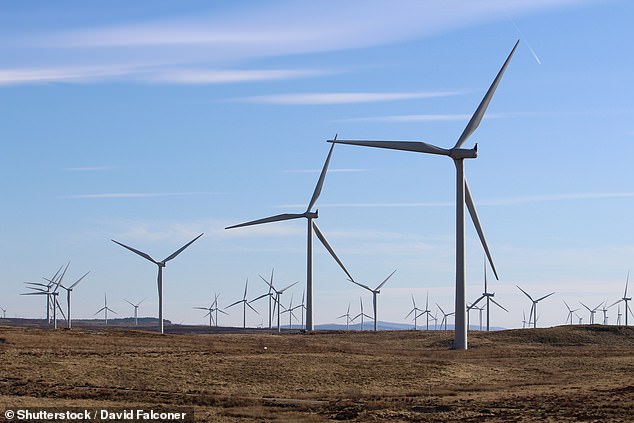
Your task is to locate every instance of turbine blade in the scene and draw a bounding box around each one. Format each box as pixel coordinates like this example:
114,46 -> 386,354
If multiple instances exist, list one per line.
464,179 -> 498,280
163,233 -> 204,263
69,271 -> 90,289
625,271 -> 630,297
375,269 -> 397,290
112,239 -> 157,264
536,292 -> 555,302
609,299 -> 623,308
226,213 -> 305,230
349,279 -> 372,292
249,293 -> 270,304
225,300 -> 242,309
306,140 -> 335,213
247,302 -> 260,315
516,285 -> 534,301
328,139 -> 450,156
243,279 -> 248,300
124,299 -> 136,307
454,40 -> 519,149
279,281 -> 299,293
490,298 -> 508,312
312,221 -> 356,282
218,309 -> 229,316
470,295 -> 485,309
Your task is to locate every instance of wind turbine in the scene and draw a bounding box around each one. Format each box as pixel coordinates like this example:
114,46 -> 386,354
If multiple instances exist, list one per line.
194,302 -> 215,327
0,306 -> 5,319
616,304 -> 622,326
312,221 -> 396,331
225,141 -> 335,331
226,278 -> 259,329
437,304 -> 455,331
516,285 -> 555,329
210,293 -> 228,327
599,301 -> 609,325
261,276 -> 298,332
124,298 -> 146,326
405,294 -> 424,330
576,313 -> 583,325
469,258 -> 507,331
111,233 -> 204,334
522,310 -> 528,328
467,302 -> 485,331
338,303 -> 352,330
250,269 -> 276,329
609,271 -> 632,326
25,264 -> 66,325
415,292 -> 433,330
352,297 -> 373,331
328,41 -> 519,349
563,300 -> 579,325
59,270 -> 90,329
95,293 -> 117,325
281,294 -> 301,330
579,301 -> 603,325
23,270 -> 66,329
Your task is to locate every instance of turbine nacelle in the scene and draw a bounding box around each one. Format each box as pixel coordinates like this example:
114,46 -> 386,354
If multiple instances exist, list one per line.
449,145 -> 478,160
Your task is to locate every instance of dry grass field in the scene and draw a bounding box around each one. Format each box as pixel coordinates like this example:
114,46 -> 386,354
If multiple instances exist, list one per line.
1,324 -> 633,422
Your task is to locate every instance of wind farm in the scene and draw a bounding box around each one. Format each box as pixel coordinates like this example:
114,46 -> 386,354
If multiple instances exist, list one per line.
1,1 -> 634,421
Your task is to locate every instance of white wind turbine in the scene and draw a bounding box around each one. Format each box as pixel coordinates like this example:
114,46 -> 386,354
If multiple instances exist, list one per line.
517,285 -> 554,329
467,302 -> 485,331
338,303 -> 352,330
609,271 -> 632,326
580,301 -> 603,325
576,313 -> 583,325
124,298 -> 146,326
0,307 -> 5,319
521,310 -> 528,329
112,233 -> 204,334
563,300 -> 579,325
599,301 -> 609,325
405,294 -> 424,330
261,276 -> 298,332
469,258 -> 507,331
23,270 -> 67,329
95,293 -> 117,325
249,269 -> 277,329
352,297 -> 373,331
437,304 -> 455,331
194,302 -> 215,327
58,269 -> 90,329
312,221 -> 396,331
226,141 -> 335,331
226,279 -> 259,329
616,304 -> 622,326
281,294 -> 302,330
25,264 -> 66,325
415,292 -> 433,331
210,293 -> 228,327
328,41 -> 519,349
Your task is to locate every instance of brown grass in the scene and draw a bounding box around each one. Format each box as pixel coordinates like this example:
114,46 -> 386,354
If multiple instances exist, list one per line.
1,325 -> 633,422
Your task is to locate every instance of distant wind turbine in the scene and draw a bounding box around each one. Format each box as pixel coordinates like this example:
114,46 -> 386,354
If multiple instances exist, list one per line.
124,298 -> 146,326
609,271 -> 632,326
469,257 -> 507,331
94,293 -> 117,325
352,297 -> 373,331
338,303 -> 352,330
415,292 -> 433,330
312,221 -> 395,331
563,300 -> 579,325
59,270 -> 90,329
112,233 -> 204,334
579,301 -> 603,325
260,276 -> 298,332
0,306 -> 5,319
517,285 -> 555,328
249,269 -> 276,329
437,304 -> 455,331
226,140 -> 336,331
405,294 -> 424,330
226,278 -> 259,329
328,41 -> 520,349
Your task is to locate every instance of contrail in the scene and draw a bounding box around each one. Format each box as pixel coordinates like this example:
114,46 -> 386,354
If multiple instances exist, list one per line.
506,13 -> 542,65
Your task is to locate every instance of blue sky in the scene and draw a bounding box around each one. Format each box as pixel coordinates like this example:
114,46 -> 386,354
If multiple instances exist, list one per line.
1,0 -> 632,329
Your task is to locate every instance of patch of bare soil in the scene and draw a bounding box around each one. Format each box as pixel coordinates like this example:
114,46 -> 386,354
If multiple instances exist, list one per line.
0,325 -> 633,422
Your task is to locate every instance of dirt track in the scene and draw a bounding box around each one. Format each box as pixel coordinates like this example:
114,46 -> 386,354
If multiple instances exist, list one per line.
1,325 -> 633,422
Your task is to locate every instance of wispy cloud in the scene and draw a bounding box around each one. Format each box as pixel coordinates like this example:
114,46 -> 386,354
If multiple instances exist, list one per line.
148,69 -> 331,84
240,91 -> 459,105
59,192 -> 215,199
3,0 -> 585,85
62,166 -> 113,172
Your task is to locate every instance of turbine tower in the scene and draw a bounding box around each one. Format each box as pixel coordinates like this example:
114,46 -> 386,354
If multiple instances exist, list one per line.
338,303 -> 352,330
260,276 -> 298,332
517,285 -> 555,328
405,294 -> 424,330
249,269 -> 276,329
469,257 -> 507,331
0,307 -> 5,319
111,233 -> 204,334
328,41 -> 519,349
348,271 -> 396,332
437,304 -> 455,331
352,297 -> 373,331
415,292 -> 433,330
225,141 -> 335,331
